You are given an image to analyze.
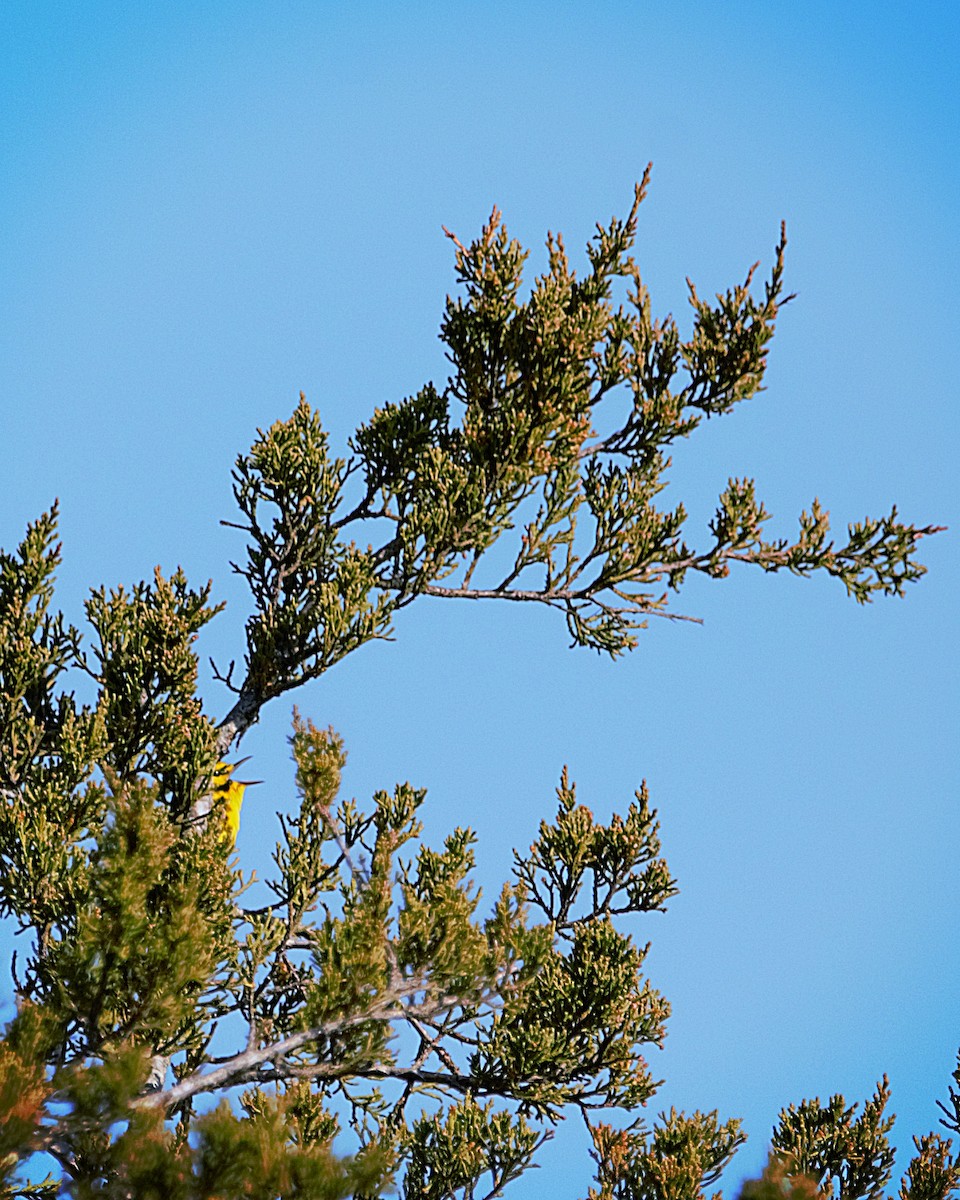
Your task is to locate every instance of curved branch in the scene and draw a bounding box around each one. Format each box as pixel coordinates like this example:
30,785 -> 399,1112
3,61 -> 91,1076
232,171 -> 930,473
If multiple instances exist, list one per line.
132,979 -> 452,1113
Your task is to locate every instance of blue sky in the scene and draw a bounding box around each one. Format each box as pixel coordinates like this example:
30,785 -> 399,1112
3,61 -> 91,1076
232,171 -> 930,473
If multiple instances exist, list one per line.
2,2 -> 958,1194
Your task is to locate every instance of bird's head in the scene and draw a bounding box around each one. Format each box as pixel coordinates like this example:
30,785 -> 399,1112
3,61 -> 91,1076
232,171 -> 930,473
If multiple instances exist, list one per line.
214,757 -> 263,788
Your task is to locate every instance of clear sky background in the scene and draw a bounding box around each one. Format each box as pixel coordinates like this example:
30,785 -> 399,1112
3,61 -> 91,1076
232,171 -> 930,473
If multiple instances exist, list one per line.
2,3 -> 958,1195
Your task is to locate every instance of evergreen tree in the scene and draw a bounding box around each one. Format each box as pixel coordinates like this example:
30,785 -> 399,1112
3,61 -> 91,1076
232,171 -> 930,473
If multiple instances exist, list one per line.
0,176 -> 949,1199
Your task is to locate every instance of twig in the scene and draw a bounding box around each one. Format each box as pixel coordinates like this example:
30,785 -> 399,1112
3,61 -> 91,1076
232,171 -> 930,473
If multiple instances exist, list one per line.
132,980 -> 445,1112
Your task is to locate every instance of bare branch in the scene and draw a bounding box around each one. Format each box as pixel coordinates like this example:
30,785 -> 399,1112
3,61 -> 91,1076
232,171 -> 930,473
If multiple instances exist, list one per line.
132,979 -> 450,1112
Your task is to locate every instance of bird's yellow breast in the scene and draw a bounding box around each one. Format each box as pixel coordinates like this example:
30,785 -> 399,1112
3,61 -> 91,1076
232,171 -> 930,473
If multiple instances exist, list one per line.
212,762 -> 245,848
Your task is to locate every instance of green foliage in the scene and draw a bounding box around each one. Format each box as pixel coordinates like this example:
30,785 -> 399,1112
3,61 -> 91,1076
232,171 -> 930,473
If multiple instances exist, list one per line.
229,401 -> 395,705
219,172 -> 940,702
35,778 -> 231,1062
587,1108 -> 746,1200
771,1078 -> 897,1200
731,1083 -> 960,1200
402,1096 -> 544,1199
0,183 -> 948,1197
935,1053 -> 960,1141
220,716 -> 677,1166
898,1137 -> 960,1200
737,1155 -> 823,1200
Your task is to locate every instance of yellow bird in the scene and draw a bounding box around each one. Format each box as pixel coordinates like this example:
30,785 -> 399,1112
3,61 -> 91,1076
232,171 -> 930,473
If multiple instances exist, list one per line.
212,759 -> 261,848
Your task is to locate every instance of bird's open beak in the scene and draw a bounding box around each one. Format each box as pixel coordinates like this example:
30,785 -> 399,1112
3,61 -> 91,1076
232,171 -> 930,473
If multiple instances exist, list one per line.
222,756 -> 261,784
